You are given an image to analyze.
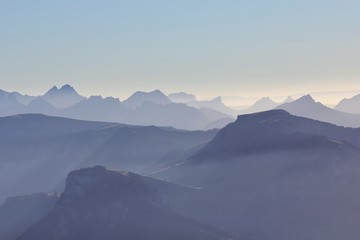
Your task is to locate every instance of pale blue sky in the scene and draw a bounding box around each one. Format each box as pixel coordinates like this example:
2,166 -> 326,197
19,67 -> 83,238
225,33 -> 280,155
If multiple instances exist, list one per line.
0,0 -> 359,100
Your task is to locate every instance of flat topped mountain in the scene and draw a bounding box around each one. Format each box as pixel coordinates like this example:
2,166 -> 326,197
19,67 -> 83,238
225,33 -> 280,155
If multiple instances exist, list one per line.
123,90 -> 172,109
18,166 -> 235,240
168,92 -> 196,103
153,110 -> 360,240
191,109 -> 360,162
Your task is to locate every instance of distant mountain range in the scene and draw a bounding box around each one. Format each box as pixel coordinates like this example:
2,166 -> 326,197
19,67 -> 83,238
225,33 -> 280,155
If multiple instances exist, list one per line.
3,110 -> 360,240
0,85 -> 235,130
276,95 -> 360,127
3,85 -> 360,129
242,96 -> 294,113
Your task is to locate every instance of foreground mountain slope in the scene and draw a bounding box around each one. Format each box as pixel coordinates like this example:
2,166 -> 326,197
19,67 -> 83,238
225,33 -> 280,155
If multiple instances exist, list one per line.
276,95 -> 360,127
0,193 -> 58,240
152,110 -> 360,240
18,167 -> 235,240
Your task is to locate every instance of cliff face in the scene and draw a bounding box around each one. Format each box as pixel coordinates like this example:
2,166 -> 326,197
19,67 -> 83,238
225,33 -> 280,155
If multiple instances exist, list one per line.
18,166 -> 235,240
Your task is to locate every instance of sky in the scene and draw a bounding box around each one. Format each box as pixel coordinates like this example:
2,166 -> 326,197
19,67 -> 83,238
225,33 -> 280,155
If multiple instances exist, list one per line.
0,0 -> 359,104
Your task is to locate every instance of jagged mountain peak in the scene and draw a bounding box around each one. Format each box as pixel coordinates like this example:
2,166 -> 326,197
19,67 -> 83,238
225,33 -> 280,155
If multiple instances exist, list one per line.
41,84 -> 85,108
45,84 -> 78,96
296,94 -> 316,104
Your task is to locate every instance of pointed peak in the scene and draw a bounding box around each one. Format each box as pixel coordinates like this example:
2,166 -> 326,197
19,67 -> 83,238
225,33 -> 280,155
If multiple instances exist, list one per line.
257,96 -> 275,103
44,86 -> 59,96
49,86 -> 59,91
296,94 -> 316,103
211,96 -> 223,102
282,96 -> 295,104
60,84 -> 75,91
150,89 -> 163,94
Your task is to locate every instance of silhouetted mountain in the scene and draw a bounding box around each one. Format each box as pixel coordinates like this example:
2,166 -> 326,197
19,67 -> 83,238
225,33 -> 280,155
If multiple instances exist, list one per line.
152,110 -> 360,240
26,98 -> 58,115
42,84 -> 85,108
281,96 -> 294,104
0,114 -> 217,202
0,193 -> 58,240
130,102 -> 211,130
9,92 -> 35,105
0,87 -> 222,130
123,90 -> 172,109
18,167 -> 235,240
63,96 -> 130,123
243,96 -> 278,113
192,110 -> 360,161
335,94 -> 360,114
187,97 -> 237,117
168,92 -> 196,103
0,90 -> 25,116
276,95 -> 360,127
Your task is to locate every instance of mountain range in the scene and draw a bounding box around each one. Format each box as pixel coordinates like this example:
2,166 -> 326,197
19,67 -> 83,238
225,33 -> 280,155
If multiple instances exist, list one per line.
276,95 -> 360,127
2,110 -> 360,239
151,110 -> 360,240
3,85 -> 360,129
0,114 -> 217,203
0,85 -> 234,130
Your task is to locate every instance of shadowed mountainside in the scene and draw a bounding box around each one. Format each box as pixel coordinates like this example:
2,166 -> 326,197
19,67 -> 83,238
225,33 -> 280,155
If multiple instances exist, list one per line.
151,110 -> 360,240
0,114 -> 217,203
17,167 -> 236,240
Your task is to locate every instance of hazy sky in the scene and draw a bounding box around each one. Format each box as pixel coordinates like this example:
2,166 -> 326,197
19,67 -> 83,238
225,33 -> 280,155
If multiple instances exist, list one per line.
1,0 -> 359,101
